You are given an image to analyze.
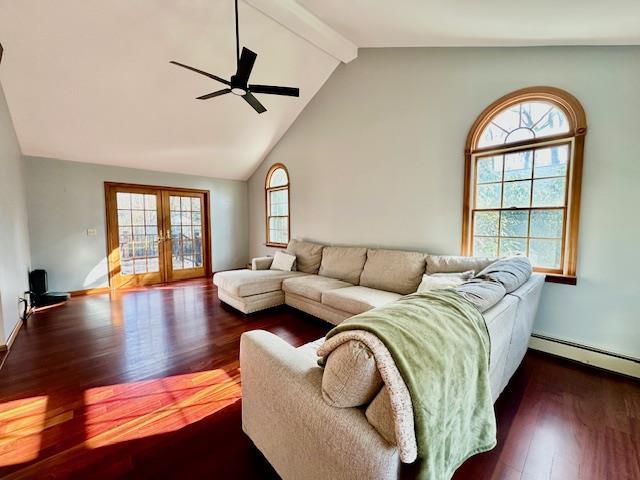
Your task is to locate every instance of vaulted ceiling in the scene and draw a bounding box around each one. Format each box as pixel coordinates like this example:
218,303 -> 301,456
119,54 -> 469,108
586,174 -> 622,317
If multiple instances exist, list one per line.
0,0 -> 341,180
1,0 -> 638,180
300,0 -> 640,47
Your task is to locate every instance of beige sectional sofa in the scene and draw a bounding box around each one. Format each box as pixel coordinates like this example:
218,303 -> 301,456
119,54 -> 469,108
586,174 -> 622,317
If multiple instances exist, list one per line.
214,240 -> 545,480
214,239 -> 496,322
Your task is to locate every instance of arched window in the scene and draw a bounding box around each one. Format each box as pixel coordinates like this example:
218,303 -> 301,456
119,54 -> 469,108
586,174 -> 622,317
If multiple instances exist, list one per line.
265,163 -> 290,247
462,87 -> 587,283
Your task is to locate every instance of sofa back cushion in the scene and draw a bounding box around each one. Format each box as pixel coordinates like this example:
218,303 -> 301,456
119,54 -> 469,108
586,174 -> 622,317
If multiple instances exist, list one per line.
286,239 -> 324,274
319,246 -> 367,285
322,340 -> 383,408
360,249 -> 427,295
426,255 -> 496,275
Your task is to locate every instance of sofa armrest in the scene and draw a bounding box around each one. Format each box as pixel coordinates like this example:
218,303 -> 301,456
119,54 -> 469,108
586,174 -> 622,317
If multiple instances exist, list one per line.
240,330 -> 400,480
251,256 -> 273,270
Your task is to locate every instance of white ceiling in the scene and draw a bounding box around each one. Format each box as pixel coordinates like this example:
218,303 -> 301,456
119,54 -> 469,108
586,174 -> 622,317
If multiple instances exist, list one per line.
0,0 -> 339,180
1,1 -> 639,181
299,0 -> 640,47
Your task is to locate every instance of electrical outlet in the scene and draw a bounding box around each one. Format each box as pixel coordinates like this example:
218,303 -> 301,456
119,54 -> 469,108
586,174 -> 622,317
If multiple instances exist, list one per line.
87,228 -> 97,236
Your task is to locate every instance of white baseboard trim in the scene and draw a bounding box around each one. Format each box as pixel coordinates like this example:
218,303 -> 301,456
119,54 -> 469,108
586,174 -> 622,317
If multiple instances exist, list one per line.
529,334 -> 640,379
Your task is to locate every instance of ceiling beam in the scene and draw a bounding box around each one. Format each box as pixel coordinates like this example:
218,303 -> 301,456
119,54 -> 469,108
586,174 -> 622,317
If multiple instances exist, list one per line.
244,0 -> 358,63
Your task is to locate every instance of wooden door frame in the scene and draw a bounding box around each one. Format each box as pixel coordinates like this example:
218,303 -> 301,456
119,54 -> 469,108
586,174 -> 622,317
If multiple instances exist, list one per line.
104,182 -> 213,289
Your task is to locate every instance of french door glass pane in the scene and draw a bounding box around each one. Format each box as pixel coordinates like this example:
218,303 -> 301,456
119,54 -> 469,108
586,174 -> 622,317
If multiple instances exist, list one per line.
116,192 -> 159,275
170,195 -> 204,270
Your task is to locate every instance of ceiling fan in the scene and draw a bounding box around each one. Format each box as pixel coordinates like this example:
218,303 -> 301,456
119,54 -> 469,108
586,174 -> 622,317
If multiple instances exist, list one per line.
170,0 -> 299,114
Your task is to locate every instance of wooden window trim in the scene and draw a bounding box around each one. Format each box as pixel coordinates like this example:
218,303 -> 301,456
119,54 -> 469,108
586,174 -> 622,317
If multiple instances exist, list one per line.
462,86 -> 587,281
265,163 -> 290,248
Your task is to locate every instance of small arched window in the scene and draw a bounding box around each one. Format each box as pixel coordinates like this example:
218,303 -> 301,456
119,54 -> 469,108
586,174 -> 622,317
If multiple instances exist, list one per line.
462,87 -> 587,283
265,163 -> 290,247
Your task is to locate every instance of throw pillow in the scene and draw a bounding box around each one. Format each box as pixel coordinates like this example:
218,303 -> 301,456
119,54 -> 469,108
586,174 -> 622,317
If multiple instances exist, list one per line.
270,251 -> 296,271
416,271 -> 473,293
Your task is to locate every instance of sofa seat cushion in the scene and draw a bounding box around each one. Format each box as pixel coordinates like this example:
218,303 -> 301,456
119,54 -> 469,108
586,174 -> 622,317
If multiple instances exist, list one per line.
322,286 -> 402,315
318,246 -> 368,285
282,275 -> 352,302
360,249 -> 427,295
286,239 -> 325,274
213,269 -> 307,297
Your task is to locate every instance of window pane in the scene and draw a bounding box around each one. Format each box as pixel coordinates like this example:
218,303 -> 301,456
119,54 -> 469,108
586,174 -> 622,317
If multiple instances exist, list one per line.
504,150 -> 533,181
269,189 -> 289,216
473,237 -> 498,257
118,210 -> 132,226
476,156 -> 503,184
532,178 -> 565,207
534,145 -> 569,178
181,211 -> 190,226
476,183 -> 502,209
474,211 -> 499,236
192,211 -> 202,226
131,194 -> 144,210
145,210 -> 157,226
148,257 -> 159,273
191,197 -> 201,212
132,210 -> 145,225
117,192 -> 131,209
503,180 -> 531,208
170,211 -> 181,226
532,105 -> 570,138
499,238 -> 527,257
144,194 -> 156,210
530,239 -> 562,269
478,123 -> 508,147
170,196 -> 181,210
530,210 -> 564,238
181,197 -> 191,212
268,217 -> 289,244
500,210 -> 529,237
269,168 -> 288,187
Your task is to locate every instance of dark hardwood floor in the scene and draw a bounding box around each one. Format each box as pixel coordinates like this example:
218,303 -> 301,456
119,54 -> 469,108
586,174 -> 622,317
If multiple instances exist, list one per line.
0,279 -> 637,479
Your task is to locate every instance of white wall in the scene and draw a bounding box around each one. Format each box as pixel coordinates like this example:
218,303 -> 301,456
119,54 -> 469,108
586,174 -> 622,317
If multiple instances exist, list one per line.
0,82 -> 31,345
248,46 -> 640,359
25,157 -> 249,292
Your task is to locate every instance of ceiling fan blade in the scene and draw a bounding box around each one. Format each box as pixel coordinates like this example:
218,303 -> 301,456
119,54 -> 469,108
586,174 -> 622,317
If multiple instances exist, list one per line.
170,61 -> 230,86
197,89 -> 231,100
249,84 -> 299,97
235,48 -> 257,84
243,92 -> 266,114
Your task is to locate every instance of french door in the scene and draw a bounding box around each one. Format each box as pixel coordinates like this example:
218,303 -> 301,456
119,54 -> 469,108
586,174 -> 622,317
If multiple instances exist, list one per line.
105,183 -> 211,288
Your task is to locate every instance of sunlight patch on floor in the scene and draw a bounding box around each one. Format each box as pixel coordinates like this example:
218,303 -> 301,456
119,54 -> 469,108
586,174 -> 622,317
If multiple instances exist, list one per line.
83,364 -> 241,449
0,396 -> 50,467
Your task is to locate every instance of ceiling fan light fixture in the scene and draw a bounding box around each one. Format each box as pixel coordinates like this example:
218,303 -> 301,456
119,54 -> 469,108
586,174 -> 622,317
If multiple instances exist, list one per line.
170,0 -> 299,114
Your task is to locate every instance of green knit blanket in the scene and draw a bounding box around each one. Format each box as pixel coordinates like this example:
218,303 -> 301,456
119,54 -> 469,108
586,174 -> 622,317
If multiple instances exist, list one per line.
325,289 -> 496,480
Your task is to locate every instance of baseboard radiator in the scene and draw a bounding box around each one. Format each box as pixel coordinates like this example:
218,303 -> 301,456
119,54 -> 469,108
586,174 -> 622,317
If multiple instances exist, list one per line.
529,333 -> 640,379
